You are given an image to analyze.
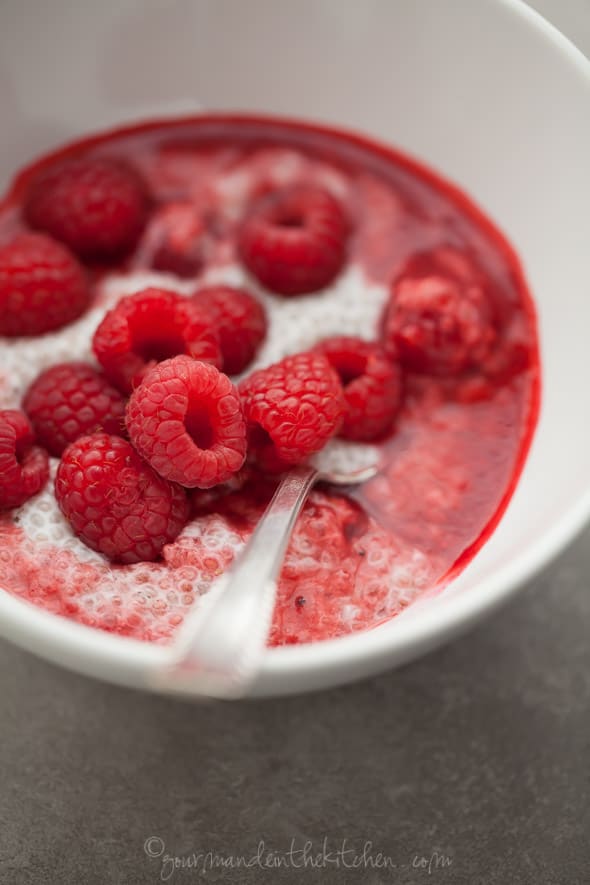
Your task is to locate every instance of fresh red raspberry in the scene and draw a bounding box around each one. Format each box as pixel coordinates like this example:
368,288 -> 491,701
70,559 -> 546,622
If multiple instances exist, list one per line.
481,314 -> 532,383
126,355 -> 247,489
192,285 -> 267,375
313,336 -> 402,441
23,362 -> 126,457
55,433 -> 189,563
0,410 -> 49,510
382,247 -> 497,375
143,202 -> 207,277
0,233 -> 90,337
92,287 -> 221,393
24,157 -> 149,261
238,185 -> 349,295
238,352 -> 345,471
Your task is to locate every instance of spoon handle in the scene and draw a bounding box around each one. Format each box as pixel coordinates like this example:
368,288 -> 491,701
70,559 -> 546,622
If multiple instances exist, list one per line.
155,464 -> 319,698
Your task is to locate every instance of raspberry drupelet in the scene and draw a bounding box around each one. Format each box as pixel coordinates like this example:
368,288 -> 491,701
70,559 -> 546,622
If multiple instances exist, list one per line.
0,233 -> 90,337
192,285 -> 267,375
382,246 -> 497,376
313,336 -> 402,441
238,184 -> 349,295
24,157 -> 149,261
92,287 -> 222,394
23,362 -> 127,457
55,433 -> 190,563
238,351 -> 345,471
0,410 -> 49,510
126,355 -> 247,489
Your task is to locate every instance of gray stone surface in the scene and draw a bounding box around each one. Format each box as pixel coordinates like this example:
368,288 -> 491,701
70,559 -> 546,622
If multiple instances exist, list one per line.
0,525 -> 589,885
1,2 -> 588,884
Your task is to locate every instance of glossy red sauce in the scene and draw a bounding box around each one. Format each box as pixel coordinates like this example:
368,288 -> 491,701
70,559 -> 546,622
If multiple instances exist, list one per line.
0,116 -> 540,645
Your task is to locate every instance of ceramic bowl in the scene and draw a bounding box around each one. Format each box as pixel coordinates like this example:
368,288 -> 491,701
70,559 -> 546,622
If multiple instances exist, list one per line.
0,0 -> 589,696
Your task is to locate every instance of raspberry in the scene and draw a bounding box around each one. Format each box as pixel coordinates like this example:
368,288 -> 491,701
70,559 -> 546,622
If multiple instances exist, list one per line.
126,355 -> 247,489
382,247 -> 497,375
313,336 -> 402,441
24,157 -> 148,261
55,433 -> 189,563
92,287 -> 221,393
23,362 -> 126,456
192,285 -> 267,375
238,352 -> 345,471
0,410 -> 49,510
0,233 -> 90,337
481,314 -> 532,382
143,202 -> 207,277
238,185 -> 349,295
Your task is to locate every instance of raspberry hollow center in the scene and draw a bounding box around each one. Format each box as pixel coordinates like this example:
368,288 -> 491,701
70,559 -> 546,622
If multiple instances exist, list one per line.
276,212 -> 305,229
133,330 -> 186,363
332,353 -> 368,387
14,436 -> 29,465
185,404 -> 215,450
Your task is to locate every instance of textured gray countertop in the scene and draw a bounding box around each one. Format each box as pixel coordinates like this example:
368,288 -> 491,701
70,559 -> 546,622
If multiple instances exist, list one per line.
0,3 -> 588,884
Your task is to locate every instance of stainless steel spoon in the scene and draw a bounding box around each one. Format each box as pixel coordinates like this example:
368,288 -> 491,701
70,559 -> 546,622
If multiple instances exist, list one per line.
154,461 -> 377,698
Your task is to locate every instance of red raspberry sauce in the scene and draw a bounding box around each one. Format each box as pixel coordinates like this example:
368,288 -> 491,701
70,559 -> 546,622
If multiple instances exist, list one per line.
0,115 -> 540,646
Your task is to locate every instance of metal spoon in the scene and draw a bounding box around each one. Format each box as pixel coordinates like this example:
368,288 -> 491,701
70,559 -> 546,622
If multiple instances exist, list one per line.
153,461 -> 377,699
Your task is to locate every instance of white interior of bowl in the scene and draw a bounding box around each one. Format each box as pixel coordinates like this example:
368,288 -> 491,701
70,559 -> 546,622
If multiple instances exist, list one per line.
0,0 -> 589,696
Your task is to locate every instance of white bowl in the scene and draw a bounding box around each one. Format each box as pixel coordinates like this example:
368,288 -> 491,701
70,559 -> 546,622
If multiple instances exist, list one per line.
0,0 -> 589,697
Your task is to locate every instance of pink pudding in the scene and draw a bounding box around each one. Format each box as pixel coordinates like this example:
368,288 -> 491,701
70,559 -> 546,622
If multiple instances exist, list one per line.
0,115 -> 540,646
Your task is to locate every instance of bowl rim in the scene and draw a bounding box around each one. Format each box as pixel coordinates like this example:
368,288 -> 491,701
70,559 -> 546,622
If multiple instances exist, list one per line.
1,0 -> 589,690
